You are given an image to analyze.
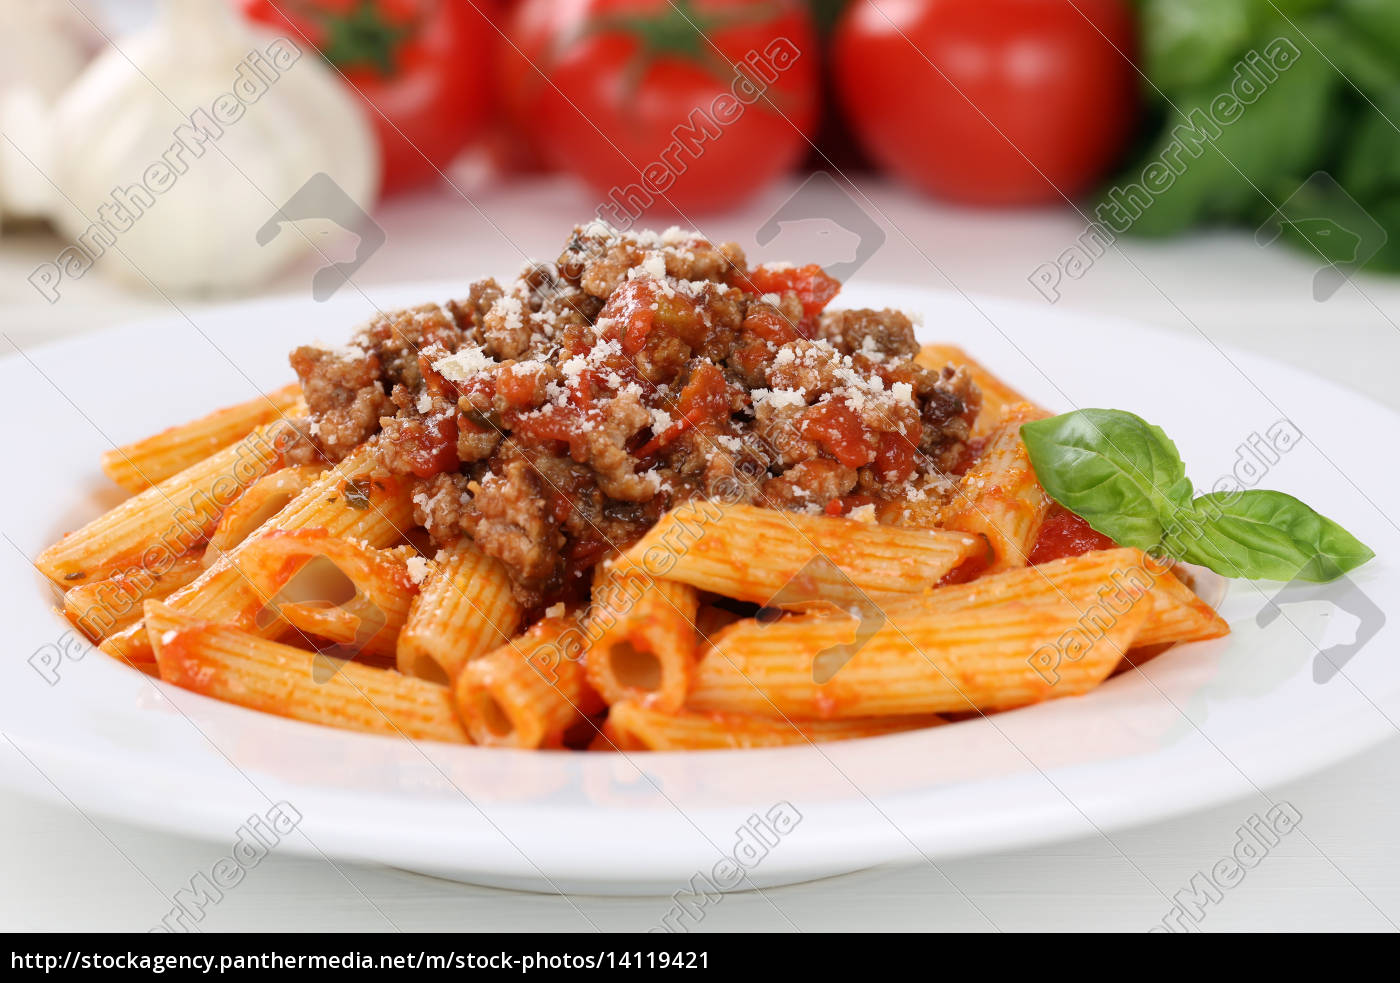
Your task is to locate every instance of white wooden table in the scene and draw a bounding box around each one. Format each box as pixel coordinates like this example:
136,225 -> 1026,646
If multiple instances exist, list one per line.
2,173 -> 1397,932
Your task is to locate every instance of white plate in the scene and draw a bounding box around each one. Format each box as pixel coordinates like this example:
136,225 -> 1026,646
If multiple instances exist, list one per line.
2,282 -> 1397,896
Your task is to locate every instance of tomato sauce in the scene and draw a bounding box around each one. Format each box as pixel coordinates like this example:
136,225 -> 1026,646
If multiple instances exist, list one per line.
938,544 -> 993,585
1028,504 -> 1117,564
874,431 -> 917,483
637,363 -> 732,459
599,280 -> 658,356
738,263 -> 841,321
388,414 -> 459,479
743,303 -> 804,346
799,401 -> 875,469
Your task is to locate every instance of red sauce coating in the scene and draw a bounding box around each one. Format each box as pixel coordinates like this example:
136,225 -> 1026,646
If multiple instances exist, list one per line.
1029,504 -> 1117,564
637,363 -> 733,459
739,263 -> 841,320
874,431 -> 917,483
938,546 -> 992,586
799,400 -> 876,469
388,414 -> 459,479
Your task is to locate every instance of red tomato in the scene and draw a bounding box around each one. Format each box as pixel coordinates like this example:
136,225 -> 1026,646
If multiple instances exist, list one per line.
501,0 -> 820,215
833,0 -> 1138,206
240,0 -> 496,197
1029,504 -> 1118,564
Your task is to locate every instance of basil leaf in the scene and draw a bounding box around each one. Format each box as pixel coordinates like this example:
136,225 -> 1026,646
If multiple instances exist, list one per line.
1021,408 -> 1374,583
1020,409 -> 1194,551
1169,489 -> 1375,581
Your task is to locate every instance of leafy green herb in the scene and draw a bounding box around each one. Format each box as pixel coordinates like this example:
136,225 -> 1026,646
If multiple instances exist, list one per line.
342,479 -> 372,510
1021,409 -> 1373,582
1169,489 -> 1375,581
1106,2 -> 1400,276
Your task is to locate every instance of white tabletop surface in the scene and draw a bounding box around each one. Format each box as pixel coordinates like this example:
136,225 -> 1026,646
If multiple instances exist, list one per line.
2,172 -> 1397,932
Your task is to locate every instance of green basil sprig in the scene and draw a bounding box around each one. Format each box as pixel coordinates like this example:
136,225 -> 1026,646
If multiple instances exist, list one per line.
1020,409 -> 1374,583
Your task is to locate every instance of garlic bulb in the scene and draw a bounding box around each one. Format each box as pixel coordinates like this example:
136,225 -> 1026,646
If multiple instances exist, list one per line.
0,0 -> 98,222
42,0 -> 380,297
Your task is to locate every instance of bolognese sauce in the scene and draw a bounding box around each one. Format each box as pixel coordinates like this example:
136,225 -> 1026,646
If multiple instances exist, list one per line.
288,223 -> 982,607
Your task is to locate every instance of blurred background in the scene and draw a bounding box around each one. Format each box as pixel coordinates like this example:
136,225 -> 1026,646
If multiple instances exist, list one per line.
3,0 -> 1400,405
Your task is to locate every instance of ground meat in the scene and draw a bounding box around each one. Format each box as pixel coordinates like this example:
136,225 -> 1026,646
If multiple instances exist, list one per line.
662,238 -> 746,282
480,290 -> 534,360
819,308 -> 920,360
699,447 -> 761,503
288,345 -> 390,460
272,415 -> 326,466
377,410 -> 457,478
576,391 -> 653,501
445,278 -> 501,345
689,282 -> 744,362
412,471 -> 475,545
915,364 -> 980,472
559,224 -> 747,299
752,398 -> 819,467
522,262 -> 603,335
456,415 -> 502,462
530,450 -> 656,553
355,304 -> 464,393
765,339 -> 847,396
301,221 -> 984,604
470,455 -> 564,602
572,240 -> 636,299
761,459 -> 858,510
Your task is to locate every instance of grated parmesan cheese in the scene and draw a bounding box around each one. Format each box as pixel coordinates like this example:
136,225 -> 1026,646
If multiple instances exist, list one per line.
628,252 -> 668,280
766,388 -> 806,409
433,345 -> 496,382
848,504 -> 878,523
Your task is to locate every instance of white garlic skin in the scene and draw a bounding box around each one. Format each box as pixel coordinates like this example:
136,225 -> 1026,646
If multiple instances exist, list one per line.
47,1 -> 380,296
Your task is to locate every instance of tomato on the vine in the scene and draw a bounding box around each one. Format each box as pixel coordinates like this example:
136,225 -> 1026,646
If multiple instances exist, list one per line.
240,0 -> 497,197
833,0 -> 1138,206
500,0 -> 820,216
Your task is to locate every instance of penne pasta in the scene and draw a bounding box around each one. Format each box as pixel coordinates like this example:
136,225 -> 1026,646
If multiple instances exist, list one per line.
687,595 -> 1149,718
884,547 -> 1229,650
605,701 -> 943,750
98,621 -> 153,666
37,421 -> 299,586
620,502 -> 983,606
396,539 -> 522,685
234,528 -> 418,659
146,602 -> 467,743
940,403 -> 1052,572
916,343 -> 1042,439
102,383 -> 305,492
454,619 -> 586,748
205,464 -> 325,564
63,550 -> 205,641
585,563 -> 700,713
117,442 -> 414,663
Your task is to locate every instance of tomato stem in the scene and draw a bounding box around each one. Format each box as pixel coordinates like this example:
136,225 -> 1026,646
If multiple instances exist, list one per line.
314,0 -> 416,77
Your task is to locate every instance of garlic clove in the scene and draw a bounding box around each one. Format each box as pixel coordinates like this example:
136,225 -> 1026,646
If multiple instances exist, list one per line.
44,0 -> 380,296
